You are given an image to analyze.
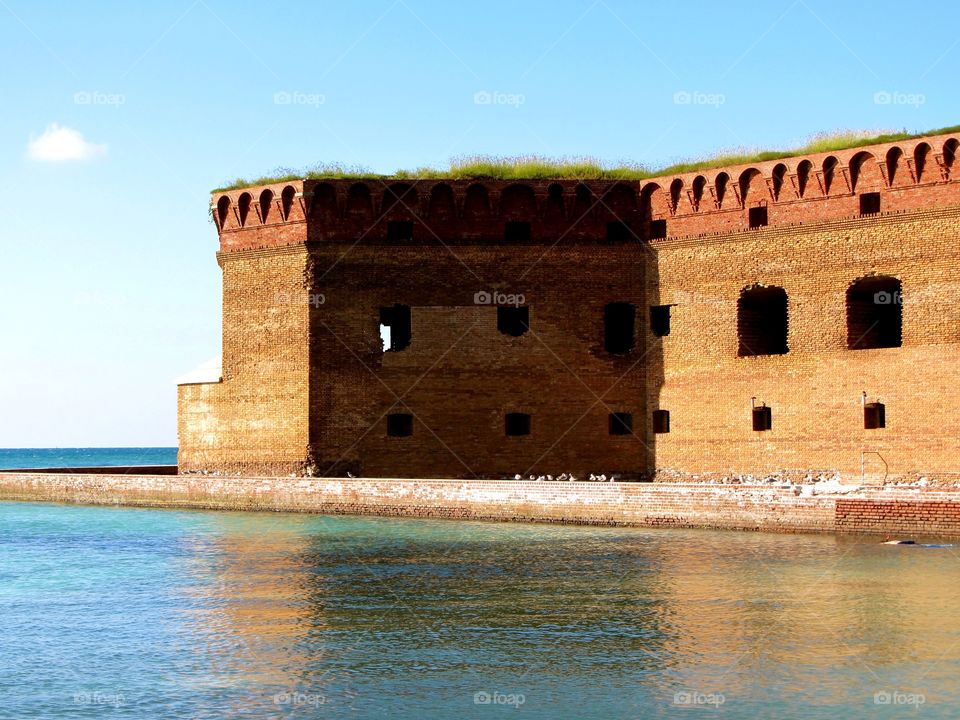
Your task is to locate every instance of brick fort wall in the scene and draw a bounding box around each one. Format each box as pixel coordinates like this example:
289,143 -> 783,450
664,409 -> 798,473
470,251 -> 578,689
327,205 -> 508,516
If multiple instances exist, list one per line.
179,131 -> 960,481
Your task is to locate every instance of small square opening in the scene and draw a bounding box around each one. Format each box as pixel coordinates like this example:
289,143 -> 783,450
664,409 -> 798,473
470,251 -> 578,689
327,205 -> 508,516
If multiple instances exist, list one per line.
606,221 -> 632,241
649,219 -> 667,240
505,221 -> 531,242
505,412 -> 531,437
652,409 -> 670,434
387,220 -> 414,242
650,305 -> 671,337
387,413 -> 413,437
860,192 -> 881,215
748,206 -> 768,228
864,402 -> 886,430
497,306 -> 529,336
752,405 -> 772,432
609,412 -> 633,436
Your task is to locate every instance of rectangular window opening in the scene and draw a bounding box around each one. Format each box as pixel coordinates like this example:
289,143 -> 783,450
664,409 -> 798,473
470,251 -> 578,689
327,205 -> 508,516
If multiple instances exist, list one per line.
497,306 -> 529,336
860,192 -> 881,215
649,219 -> 667,240
650,305 -> 671,337
505,412 -> 531,437
387,413 -> 413,437
652,409 -> 670,434
379,304 -> 411,352
752,405 -> 772,432
387,220 -> 414,242
604,302 -> 636,354
504,221 -> 531,242
609,412 -> 633,436
748,206 -> 768,228
864,402 -> 886,430
606,221 -> 632,242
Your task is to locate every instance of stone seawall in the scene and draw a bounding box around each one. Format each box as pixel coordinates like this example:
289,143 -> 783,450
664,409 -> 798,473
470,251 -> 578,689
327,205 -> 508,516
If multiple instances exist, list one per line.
3,472 -> 960,538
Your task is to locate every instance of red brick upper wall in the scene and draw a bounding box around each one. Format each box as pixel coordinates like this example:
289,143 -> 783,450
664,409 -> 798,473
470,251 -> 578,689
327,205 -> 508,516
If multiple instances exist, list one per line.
212,132 -> 960,253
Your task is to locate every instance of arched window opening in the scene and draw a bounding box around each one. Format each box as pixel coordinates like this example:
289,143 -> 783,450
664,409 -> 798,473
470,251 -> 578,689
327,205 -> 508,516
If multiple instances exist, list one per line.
346,183 -> 373,222
259,189 -> 274,223
544,183 -> 565,222
669,178 -> 683,213
238,193 -> 252,227
281,186 -> 296,220
796,161 -> 812,198
463,184 -> 490,219
500,184 -> 536,218
572,183 -> 593,218
692,176 -> 706,210
943,139 -> 958,177
914,143 -> 931,182
216,196 -> 231,229
715,172 -> 729,208
428,183 -> 456,219
849,152 -> 875,192
885,147 -> 903,186
822,157 -> 839,194
738,168 -> 761,207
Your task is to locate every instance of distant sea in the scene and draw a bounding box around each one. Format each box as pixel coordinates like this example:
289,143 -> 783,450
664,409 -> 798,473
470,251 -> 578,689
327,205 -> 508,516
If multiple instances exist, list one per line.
0,447 -> 177,470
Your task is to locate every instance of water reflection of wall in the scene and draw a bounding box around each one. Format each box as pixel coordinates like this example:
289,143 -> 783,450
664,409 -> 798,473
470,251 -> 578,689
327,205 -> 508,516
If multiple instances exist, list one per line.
173,515 -> 331,714
650,533 -> 960,709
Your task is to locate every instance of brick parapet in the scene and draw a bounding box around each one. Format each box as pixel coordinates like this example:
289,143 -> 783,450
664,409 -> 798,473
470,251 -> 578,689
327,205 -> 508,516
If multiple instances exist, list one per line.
210,131 -> 960,251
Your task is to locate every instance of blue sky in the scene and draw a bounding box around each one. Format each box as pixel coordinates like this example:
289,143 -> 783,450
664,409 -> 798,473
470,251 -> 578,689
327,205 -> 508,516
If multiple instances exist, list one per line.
1,0 -> 957,447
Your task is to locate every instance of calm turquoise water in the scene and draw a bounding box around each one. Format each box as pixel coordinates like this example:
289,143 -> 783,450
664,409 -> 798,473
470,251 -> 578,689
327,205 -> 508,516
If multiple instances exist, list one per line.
1,502 -> 958,719
0,447 -> 177,469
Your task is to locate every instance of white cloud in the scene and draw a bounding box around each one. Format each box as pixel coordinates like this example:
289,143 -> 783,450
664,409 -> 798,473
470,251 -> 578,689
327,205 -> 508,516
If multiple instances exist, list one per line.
27,123 -> 107,162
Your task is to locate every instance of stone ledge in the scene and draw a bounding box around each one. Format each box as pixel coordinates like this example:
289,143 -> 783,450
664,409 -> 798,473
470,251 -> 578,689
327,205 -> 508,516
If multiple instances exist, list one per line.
3,472 -> 959,538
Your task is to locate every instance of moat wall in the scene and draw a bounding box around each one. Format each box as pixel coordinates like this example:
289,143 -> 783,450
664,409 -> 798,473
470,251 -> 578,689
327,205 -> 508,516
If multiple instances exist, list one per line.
5,472 -> 960,538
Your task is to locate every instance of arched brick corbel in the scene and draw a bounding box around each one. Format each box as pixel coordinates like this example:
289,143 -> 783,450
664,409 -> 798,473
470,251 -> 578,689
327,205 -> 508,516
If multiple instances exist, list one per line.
838,167 -> 852,193
787,173 -> 801,197
933,154 -> 949,181
904,158 -> 918,184
532,187 -> 550,219
334,186 -> 349,219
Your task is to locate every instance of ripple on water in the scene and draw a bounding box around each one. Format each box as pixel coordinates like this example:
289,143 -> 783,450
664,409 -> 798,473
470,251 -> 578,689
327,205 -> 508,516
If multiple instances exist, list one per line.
1,503 -> 959,719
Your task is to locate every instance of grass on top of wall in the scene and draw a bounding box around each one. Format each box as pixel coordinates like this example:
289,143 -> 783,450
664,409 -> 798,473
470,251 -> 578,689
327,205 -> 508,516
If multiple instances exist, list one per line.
212,124 -> 960,193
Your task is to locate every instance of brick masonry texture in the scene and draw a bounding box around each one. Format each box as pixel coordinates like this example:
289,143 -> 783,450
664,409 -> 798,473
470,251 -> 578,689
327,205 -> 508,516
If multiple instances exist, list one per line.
6,473 -> 960,538
180,131 -> 960,481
